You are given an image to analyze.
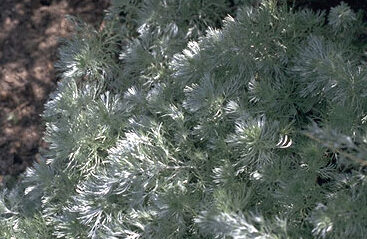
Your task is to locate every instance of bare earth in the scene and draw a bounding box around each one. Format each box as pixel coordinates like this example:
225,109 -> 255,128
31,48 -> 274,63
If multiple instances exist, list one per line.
0,0 -> 109,177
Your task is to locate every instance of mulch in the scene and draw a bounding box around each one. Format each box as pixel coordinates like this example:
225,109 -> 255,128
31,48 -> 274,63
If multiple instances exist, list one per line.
0,0 -> 109,177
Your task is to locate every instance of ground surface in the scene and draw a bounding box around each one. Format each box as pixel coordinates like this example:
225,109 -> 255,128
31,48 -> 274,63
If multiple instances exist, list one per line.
0,0 -> 109,177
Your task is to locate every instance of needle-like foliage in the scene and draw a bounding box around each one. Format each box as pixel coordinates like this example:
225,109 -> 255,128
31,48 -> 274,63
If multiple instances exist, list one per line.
1,0 -> 367,238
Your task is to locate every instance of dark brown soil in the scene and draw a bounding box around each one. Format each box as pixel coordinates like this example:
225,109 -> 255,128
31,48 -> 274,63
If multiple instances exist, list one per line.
0,0 -> 109,178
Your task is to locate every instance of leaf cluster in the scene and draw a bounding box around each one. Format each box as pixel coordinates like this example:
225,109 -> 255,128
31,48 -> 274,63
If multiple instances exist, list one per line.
1,0 -> 367,238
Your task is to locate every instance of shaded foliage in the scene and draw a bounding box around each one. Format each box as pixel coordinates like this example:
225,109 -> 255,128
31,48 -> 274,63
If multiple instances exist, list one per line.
1,0 -> 367,238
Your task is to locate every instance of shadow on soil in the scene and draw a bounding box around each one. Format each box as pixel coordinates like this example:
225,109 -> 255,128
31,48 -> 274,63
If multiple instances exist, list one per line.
0,0 -> 109,177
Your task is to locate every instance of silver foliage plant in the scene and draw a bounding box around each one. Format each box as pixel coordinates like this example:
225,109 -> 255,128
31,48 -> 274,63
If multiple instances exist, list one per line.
1,0 -> 367,238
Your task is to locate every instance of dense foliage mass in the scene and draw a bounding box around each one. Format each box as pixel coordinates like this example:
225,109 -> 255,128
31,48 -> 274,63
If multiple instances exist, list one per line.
1,0 -> 367,238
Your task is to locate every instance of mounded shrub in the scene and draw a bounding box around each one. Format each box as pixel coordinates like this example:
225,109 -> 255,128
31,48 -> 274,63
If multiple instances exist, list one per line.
1,0 -> 367,238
